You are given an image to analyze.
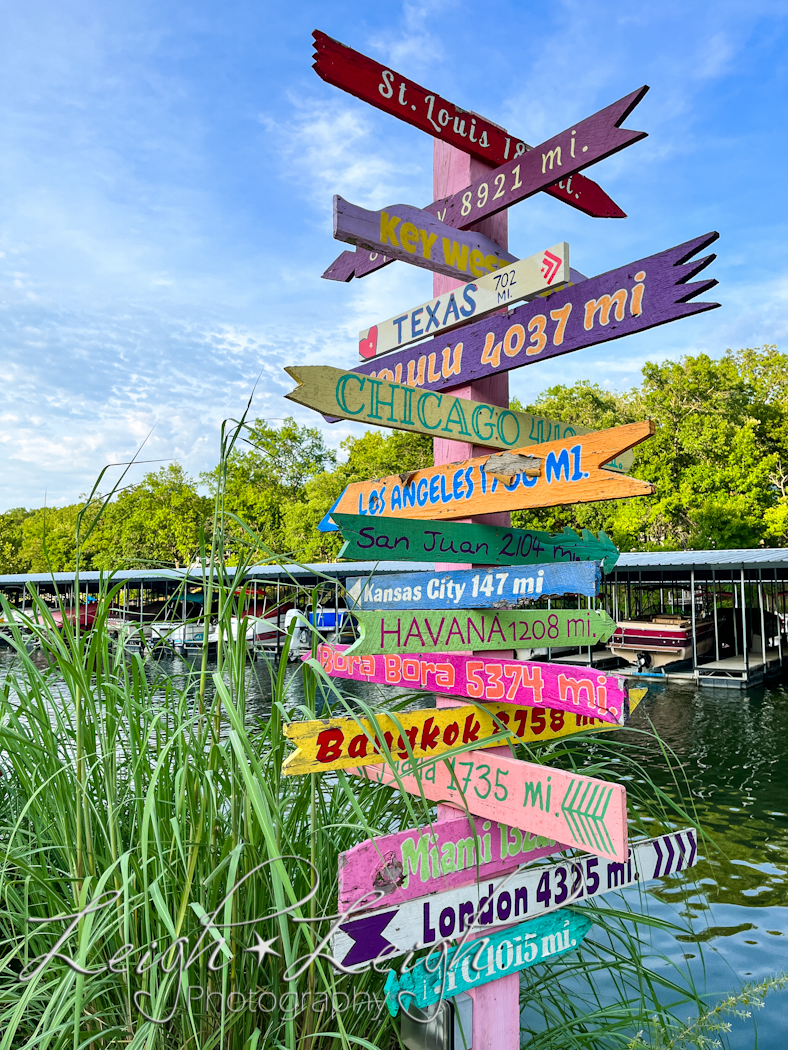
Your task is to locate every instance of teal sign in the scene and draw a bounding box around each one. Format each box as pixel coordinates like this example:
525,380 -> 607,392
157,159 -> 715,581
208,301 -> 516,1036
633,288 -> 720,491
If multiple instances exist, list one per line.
384,910 -> 591,1016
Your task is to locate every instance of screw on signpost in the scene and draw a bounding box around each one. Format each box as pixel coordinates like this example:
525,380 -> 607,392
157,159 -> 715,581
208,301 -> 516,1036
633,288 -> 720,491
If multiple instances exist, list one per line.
432,138 -> 520,1050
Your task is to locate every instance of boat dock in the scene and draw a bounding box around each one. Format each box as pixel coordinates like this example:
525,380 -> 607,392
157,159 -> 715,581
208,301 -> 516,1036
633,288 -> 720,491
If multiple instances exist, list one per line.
605,548 -> 788,689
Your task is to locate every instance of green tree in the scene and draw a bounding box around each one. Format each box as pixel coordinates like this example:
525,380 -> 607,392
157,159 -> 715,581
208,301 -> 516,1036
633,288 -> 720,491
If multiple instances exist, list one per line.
18,505 -> 97,572
93,464 -> 210,569
0,508 -> 31,573
202,417 -> 337,550
279,429 -> 433,561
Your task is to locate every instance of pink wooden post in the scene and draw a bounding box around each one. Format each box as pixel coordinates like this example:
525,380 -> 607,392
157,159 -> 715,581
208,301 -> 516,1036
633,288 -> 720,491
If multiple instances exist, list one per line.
433,139 -> 520,1049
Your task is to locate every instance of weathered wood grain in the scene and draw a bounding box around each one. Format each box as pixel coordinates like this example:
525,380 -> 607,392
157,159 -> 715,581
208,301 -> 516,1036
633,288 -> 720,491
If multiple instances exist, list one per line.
316,646 -> 638,725
333,197 -> 517,281
348,233 -> 720,389
349,751 -> 628,861
380,911 -> 592,1007
359,244 -> 569,358
345,562 -> 600,608
333,827 -> 696,970
312,30 -> 624,221
322,422 -> 655,523
344,607 -> 617,656
333,514 -> 620,571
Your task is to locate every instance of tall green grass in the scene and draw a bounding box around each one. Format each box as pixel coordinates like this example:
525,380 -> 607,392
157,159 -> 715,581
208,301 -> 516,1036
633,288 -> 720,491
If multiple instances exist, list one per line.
0,414 -> 768,1049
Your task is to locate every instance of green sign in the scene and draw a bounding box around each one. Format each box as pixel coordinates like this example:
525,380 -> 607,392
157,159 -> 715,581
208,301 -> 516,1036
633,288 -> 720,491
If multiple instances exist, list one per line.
346,607 -> 617,655
334,513 -> 620,573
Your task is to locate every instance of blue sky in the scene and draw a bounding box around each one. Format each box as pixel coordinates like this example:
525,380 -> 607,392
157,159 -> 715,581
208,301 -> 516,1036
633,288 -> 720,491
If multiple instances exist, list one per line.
0,0 -> 786,509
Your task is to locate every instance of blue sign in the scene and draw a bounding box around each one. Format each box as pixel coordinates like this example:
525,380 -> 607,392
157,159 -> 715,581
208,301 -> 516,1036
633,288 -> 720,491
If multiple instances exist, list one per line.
345,562 -> 600,611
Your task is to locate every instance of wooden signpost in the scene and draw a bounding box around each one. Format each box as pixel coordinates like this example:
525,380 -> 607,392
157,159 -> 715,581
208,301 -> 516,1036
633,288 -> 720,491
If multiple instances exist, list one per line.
345,562 -> 600,608
295,27 -> 717,1047
349,233 -> 719,390
338,813 -> 566,913
316,645 -> 639,724
333,196 -> 518,282
333,827 -> 698,971
331,514 -> 621,571
345,607 -> 617,656
349,751 -> 628,862
358,243 -> 569,358
282,699 -> 633,775
322,422 -> 655,524
382,911 -> 592,1010
312,30 -> 624,220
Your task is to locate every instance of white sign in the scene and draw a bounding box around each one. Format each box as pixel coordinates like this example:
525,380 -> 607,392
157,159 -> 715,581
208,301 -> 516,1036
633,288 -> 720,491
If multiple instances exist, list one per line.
331,828 -> 696,969
358,242 -> 570,360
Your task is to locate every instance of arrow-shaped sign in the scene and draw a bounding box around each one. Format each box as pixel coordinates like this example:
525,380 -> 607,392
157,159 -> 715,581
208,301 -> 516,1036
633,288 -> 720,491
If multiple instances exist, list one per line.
382,911 -> 592,1013
358,243 -> 569,358
344,607 -> 617,656
330,89 -> 647,281
332,514 -> 620,572
337,812 -> 567,914
425,86 -> 648,231
349,233 -> 720,390
331,828 -> 698,970
322,422 -> 654,524
289,365 -> 634,473
312,30 -> 624,221
316,645 -> 643,727
333,196 -> 518,282
345,562 -> 601,608
350,751 -> 627,861
282,694 -> 634,775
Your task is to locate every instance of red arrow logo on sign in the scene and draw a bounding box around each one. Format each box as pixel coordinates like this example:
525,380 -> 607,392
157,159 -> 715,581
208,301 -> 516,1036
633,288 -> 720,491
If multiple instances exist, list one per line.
541,250 -> 562,284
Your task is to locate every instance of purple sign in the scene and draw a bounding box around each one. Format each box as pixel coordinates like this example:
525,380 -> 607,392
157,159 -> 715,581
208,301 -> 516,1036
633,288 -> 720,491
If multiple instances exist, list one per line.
345,233 -> 719,391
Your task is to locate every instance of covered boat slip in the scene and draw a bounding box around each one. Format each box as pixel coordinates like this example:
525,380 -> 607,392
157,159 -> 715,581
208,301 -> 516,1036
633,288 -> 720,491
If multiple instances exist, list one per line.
0,562 -> 426,659
607,549 -> 788,689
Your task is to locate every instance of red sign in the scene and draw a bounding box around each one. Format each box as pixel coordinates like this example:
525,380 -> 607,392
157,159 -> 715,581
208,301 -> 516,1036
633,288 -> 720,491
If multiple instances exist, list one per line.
312,30 -> 624,219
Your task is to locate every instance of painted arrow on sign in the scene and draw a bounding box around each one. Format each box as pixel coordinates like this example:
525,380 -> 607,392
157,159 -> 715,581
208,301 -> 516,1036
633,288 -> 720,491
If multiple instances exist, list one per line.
333,196 -> 518,282
332,514 -> 620,572
313,30 -> 624,221
358,243 -> 569,358
315,646 -> 642,726
338,813 -> 566,914
349,751 -> 627,859
290,365 -> 634,473
332,828 -> 697,970
383,911 -> 591,1011
282,695 -> 637,775
345,562 -> 601,608
349,233 -> 720,390
321,422 -> 654,524
343,607 -> 617,656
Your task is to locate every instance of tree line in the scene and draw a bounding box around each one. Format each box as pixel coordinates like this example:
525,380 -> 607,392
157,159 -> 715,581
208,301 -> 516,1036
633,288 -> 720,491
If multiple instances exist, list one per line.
1,345 -> 785,573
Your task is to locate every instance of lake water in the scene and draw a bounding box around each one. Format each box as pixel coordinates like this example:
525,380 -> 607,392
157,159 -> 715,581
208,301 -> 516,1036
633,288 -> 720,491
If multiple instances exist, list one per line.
3,648 -> 786,1044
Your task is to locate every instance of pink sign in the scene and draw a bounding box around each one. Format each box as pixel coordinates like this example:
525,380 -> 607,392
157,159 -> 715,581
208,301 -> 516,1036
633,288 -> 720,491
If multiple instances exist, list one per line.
338,811 -> 568,912
349,751 -> 628,862
315,645 -> 629,724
